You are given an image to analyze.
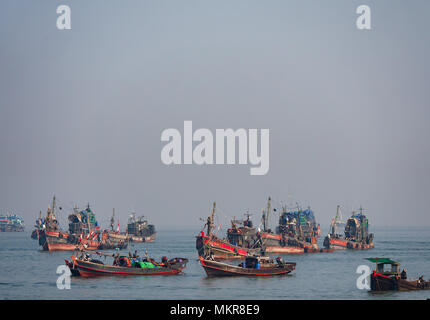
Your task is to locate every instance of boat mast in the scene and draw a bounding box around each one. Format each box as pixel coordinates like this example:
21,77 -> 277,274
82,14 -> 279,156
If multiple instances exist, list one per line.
207,202 -> 216,236
264,197 -> 271,232
111,208 -> 115,231
333,205 -> 342,234
87,203 -> 91,235
51,195 -> 56,219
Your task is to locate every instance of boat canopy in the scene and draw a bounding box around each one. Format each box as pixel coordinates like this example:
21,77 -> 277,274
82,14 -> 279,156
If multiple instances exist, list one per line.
366,258 -> 399,265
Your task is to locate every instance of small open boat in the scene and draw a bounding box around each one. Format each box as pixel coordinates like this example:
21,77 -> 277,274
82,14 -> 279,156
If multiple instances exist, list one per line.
199,255 -> 296,277
66,250 -> 188,277
368,258 -> 430,291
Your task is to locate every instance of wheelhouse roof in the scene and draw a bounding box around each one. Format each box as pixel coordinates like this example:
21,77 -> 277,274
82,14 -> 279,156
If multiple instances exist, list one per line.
366,258 -> 399,265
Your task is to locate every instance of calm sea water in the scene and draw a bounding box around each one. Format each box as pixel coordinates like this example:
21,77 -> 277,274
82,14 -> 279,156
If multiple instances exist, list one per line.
0,227 -> 429,300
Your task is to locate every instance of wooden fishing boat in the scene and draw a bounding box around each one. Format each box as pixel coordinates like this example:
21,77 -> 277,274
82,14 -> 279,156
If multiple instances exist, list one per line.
259,198 -> 323,253
368,258 -> 430,291
67,251 -> 188,277
324,206 -> 374,250
127,213 -> 156,242
197,199 -> 328,258
199,255 -> 296,277
106,211 -> 157,243
37,199 -> 127,251
196,202 -> 261,259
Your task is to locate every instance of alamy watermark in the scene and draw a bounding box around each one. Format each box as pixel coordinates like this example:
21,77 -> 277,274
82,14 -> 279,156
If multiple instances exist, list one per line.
356,265 -> 371,290
55,4 -> 371,31
56,265 -> 71,290
161,121 -> 270,176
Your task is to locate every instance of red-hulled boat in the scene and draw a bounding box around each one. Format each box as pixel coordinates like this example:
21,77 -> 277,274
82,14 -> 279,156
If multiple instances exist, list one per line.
197,199 -> 330,258
257,198 -> 329,253
67,251 -> 188,277
199,255 -> 296,277
37,198 -> 126,251
196,202 -> 261,259
323,206 -> 374,250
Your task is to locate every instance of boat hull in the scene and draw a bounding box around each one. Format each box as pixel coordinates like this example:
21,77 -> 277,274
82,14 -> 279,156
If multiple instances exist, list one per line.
264,246 -> 304,254
199,257 -> 295,277
259,232 -> 321,253
370,273 -> 430,291
40,230 -> 99,251
130,233 -> 157,243
325,237 -> 374,250
107,232 -> 129,241
44,239 -> 99,251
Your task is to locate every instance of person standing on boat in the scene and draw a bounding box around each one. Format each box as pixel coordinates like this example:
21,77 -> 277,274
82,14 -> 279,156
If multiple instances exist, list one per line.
401,269 -> 407,280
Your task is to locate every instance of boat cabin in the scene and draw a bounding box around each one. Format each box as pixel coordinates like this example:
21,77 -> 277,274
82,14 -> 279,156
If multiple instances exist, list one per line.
244,256 -> 272,269
367,258 -> 400,275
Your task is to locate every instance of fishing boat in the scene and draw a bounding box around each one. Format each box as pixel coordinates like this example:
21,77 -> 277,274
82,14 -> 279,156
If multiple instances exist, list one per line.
196,199 -> 329,259
196,202 -> 261,259
106,208 -> 130,241
226,197 -> 328,254
323,206 -> 374,250
199,255 -> 296,277
367,258 -> 430,291
66,250 -> 188,277
126,213 -> 156,242
257,198 -> 326,253
0,213 -> 25,232
226,213 -> 259,249
38,197 -> 125,251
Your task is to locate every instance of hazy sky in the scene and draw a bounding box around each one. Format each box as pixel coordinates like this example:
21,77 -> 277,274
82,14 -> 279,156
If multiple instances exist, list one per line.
0,0 -> 429,230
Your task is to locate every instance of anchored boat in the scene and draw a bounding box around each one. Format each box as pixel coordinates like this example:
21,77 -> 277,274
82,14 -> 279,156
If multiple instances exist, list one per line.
199,255 -> 296,277
367,258 -> 430,291
196,202 -> 261,259
37,197 -> 126,251
107,209 -> 129,241
323,206 -> 374,250
0,213 -> 24,232
126,213 -> 156,242
66,250 -> 187,277
258,198 -> 326,253
196,199 -> 330,259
